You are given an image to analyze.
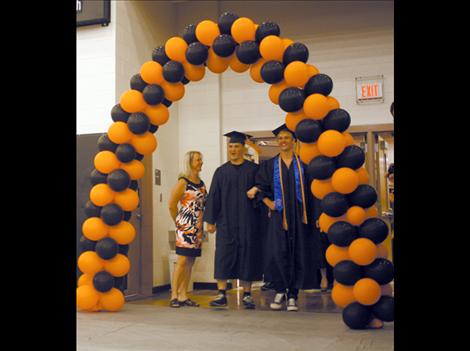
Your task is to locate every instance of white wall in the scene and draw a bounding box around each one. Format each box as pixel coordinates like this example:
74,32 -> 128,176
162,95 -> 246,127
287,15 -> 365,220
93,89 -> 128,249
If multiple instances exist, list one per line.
77,0 -> 117,135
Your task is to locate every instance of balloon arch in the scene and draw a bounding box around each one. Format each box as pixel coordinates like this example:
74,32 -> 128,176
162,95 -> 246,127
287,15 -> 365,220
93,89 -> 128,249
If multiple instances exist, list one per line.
77,13 -> 394,329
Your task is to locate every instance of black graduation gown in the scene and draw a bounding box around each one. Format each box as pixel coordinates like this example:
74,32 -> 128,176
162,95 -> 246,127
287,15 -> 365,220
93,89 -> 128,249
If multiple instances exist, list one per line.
203,160 -> 263,282
255,155 -> 323,290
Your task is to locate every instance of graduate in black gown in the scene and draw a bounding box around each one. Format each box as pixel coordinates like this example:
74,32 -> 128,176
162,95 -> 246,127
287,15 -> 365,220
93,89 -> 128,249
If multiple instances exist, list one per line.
203,131 -> 263,309
247,124 -> 323,312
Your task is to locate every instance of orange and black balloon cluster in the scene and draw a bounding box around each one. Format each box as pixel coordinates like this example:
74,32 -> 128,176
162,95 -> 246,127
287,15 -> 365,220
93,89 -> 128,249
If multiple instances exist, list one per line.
77,12 -> 394,323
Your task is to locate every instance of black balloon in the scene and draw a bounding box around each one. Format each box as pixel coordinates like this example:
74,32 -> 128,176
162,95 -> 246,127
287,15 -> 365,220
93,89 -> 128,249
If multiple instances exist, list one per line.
163,61 -> 185,83
336,145 -> 365,169
182,77 -> 190,85
218,12 -> 239,34
182,24 -> 198,44
119,244 -> 130,255
127,112 -> 150,135
93,271 -> 115,293
363,258 -> 394,285
115,143 -> 136,163
143,84 -> 164,105
79,235 -> 97,252
90,169 -> 107,185
213,34 -> 236,57
185,42 -> 209,65
123,212 -> 132,221
107,169 -> 131,192
372,296 -> 394,322
95,237 -> 119,260
130,74 -> 148,92
283,42 -> 309,65
129,180 -> 139,190
84,200 -> 102,218
321,192 -> 349,217
342,302 -> 372,330
256,21 -> 281,43
328,221 -> 357,247
323,109 -> 351,133
295,119 -> 322,143
235,41 -> 261,64
111,104 -> 130,123
152,45 -> 170,66
114,276 -> 126,291
307,156 -> 336,180
149,124 -> 159,133
260,60 -> 284,84
279,87 -> 305,112
97,134 -> 118,152
359,218 -> 389,244
101,204 -> 124,226
348,185 -> 378,208
304,73 -> 333,97
333,260 -> 363,286
135,153 -> 144,161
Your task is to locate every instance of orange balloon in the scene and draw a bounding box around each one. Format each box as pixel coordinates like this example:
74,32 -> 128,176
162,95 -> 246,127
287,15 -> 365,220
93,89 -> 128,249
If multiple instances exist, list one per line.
318,130 -> 346,157
108,122 -> 133,145
381,283 -> 393,297
327,96 -> 340,111
319,213 -> 346,233
109,221 -> 136,245
104,254 -> 130,277
182,61 -> 205,81
140,61 -> 164,85
114,188 -> 139,212
78,273 -> 94,287
90,184 -> 115,207
311,178 -> 335,200
120,160 -> 145,180
303,93 -> 330,120
231,17 -> 256,43
353,278 -> 381,305
269,81 -> 288,105
357,167 -> 369,185
284,61 -> 309,88
229,54 -> 250,73
259,35 -> 284,61
325,244 -> 350,267
366,206 -> 378,218
285,110 -> 308,132
377,242 -> 389,258
331,282 -> 356,308
346,206 -> 367,226
119,90 -> 147,114
282,38 -> 294,49
82,217 -> 109,241
94,150 -> 121,174
332,167 -> 360,194
306,64 -> 320,78
161,81 -> 185,101
77,285 -> 100,311
130,132 -> 157,155
349,238 -> 377,266
206,47 -> 230,73
165,36 -> 188,62
343,131 -> 355,146
78,251 -> 105,275
195,20 -> 220,46
299,142 -> 321,164
100,288 -> 125,312
249,58 -> 266,83
144,104 -> 169,126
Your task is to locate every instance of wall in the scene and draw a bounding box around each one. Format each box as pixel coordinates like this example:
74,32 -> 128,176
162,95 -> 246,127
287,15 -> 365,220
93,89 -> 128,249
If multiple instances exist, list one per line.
77,0 -> 117,135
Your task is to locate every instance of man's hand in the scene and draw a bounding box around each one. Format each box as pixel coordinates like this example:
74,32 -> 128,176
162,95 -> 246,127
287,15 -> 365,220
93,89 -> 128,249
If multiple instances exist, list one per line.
246,186 -> 259,199
264,199 -> 276,211
206,223 -> 216,233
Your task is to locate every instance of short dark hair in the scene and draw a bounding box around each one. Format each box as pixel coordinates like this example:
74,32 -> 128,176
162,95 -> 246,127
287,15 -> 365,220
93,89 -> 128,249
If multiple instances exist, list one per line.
390,101 -> 394,115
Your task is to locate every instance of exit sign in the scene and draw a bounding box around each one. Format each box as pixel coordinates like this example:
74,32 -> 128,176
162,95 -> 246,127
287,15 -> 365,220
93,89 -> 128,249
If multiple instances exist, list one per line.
356,75 -> 384,104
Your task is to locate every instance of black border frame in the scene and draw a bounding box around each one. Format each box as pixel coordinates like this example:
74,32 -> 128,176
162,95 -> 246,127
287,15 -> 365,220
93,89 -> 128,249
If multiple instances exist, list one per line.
76,0 -> 110,27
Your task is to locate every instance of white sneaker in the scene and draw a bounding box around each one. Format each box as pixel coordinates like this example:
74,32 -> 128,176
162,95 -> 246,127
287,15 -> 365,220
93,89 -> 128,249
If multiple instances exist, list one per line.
270,293 -> 286,310
287,298 -> 298,312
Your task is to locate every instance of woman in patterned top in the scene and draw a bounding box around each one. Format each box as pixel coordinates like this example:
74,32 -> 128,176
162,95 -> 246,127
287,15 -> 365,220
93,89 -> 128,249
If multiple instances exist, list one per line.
168,151 -> 207,308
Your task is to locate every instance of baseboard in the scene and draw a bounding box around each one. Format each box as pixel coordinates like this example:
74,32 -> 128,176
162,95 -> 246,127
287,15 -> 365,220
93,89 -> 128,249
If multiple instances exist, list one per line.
152,284 -> 171,294
193,282 -> 233,290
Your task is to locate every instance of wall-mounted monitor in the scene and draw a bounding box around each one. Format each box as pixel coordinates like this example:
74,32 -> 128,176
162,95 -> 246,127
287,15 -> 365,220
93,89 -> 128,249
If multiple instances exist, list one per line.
76,0 -> 110,27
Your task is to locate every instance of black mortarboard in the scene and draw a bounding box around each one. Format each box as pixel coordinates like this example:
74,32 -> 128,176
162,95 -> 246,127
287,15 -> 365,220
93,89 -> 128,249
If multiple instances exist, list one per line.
224,131 -> 252,145
272,124 -> 297,139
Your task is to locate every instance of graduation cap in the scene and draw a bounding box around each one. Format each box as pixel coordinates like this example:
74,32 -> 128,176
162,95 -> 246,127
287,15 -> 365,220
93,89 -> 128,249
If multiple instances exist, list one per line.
272,124 -> 297,139
224,131 -> 252,145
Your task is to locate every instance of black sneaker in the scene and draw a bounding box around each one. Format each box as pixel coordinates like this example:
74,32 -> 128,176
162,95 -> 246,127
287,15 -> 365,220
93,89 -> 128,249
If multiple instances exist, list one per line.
242,295 -> 256,309
209,294 -> 227,307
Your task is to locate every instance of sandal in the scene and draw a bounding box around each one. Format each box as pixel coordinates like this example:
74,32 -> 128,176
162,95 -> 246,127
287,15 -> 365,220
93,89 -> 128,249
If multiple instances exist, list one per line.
178,299 -> 200,307
170,298 -> 180,308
